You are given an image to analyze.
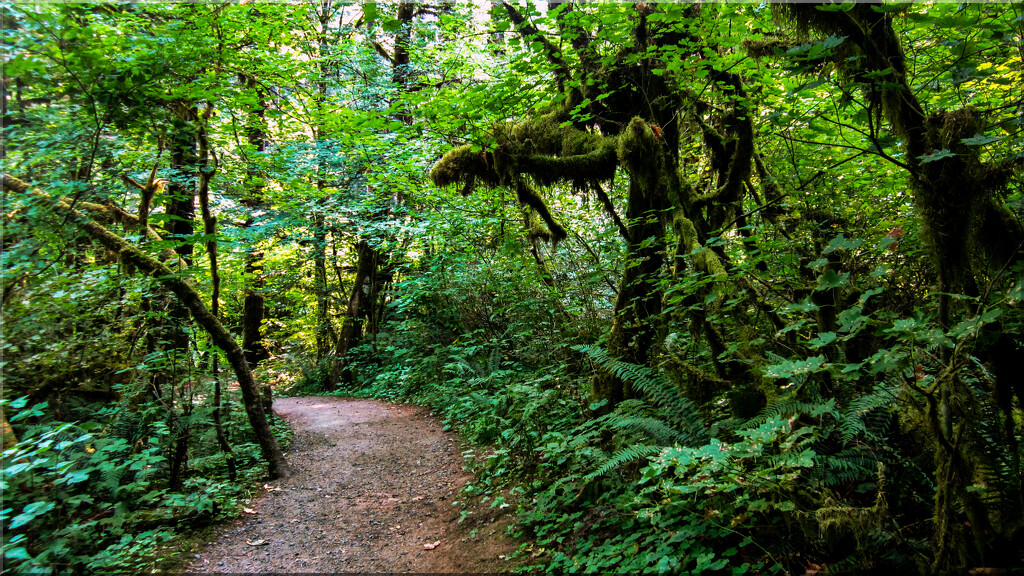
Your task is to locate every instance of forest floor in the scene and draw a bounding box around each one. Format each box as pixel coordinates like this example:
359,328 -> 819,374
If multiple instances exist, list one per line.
182,396 -> 520,573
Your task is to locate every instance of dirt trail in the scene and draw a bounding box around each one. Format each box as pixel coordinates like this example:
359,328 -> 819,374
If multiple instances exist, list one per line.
186,397 -> 517,573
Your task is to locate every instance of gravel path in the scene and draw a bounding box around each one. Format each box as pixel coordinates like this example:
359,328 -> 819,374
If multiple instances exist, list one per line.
186,396 -> 517,573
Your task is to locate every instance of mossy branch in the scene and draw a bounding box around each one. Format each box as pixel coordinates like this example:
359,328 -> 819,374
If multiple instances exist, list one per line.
673,211 -> 726,281
431,116 -> 620,246
515,177 -> 567,243
23,191 -> 179,264
429,144 -> 500,190
1,174 -> 291,480
517,145 -> 618,187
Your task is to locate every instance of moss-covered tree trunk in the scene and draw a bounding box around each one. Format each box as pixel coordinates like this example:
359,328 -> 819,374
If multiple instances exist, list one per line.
590,183 -> 665,409
777,6 -> 1024,572
591,119 -> 671,410
196,105 -> 237,481
431,4 -> 755,414
164,111 -> 199,491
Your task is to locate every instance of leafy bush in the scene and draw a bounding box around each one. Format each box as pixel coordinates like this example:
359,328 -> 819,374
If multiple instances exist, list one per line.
1,394 -> 289,574
2,399 -> 175,573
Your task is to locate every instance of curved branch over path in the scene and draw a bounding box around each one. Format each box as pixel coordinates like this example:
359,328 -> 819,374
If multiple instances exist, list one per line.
2,174 -> 291,480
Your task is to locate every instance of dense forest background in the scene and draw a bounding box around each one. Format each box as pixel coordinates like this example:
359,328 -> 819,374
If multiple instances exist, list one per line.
2,2 -> 1022,574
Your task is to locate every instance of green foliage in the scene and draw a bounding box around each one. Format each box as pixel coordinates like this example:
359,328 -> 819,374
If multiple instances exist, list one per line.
2,400 -> 172,573
1,393 -> 290,573
2,1 -> 1021,575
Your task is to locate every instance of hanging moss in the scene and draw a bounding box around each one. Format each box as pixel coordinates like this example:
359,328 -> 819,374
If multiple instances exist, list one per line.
515,178 -> 567,244
430,108 -> 620,246
742,36 -> 799,59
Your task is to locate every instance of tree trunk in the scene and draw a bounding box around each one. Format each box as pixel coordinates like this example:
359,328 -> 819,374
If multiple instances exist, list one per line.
197,105 -> 237,480
313,210 -> 333,361
312,4 -> 335,363
330,240 -> 379,387
240,74 -> 272,368
590,177 -> 665,412
241,251 -> 269,367
3,175 -> 291,479
166,115 -> 197,267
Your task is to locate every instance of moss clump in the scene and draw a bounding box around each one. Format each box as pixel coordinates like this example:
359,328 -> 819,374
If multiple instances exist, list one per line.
617,117 -> 660,184
429,144 -> 500,192
431,112 -> 618,195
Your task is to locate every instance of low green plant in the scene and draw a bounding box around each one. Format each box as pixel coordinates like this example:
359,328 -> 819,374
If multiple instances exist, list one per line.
1,392 -> 291,574
2,399 -> 176,573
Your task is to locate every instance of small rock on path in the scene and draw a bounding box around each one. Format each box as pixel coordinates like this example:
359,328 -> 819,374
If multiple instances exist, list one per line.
187,396 -> 517,573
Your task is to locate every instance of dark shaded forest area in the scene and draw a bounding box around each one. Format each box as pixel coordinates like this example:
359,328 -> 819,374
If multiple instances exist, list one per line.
2,2 -> 1022,574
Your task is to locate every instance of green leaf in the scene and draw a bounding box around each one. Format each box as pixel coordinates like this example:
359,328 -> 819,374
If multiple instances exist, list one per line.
785,300 -> 820,313
763,355 -> 827,378
4,547 -> 32,560
917,149 -> 956,163
816,269 -> 850,290
63,470 -> 92,485
363,3 -> 378,25
808,331 -> 837,348
10,501 -> 56,530
960,133 -> 1002,146
823,234 -> 863,254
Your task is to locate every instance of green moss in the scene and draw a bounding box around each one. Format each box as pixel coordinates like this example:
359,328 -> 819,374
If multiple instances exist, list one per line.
674,212 -> 726,280
431,111 -> 618,195
520,145 -> 618,188
616,117 -> 660,186
429,144 -> 499,190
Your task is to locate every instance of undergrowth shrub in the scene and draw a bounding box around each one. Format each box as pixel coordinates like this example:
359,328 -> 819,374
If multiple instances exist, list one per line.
355,227 -> 1021,575
281,355 -> 337,395
1,390 -> 291,574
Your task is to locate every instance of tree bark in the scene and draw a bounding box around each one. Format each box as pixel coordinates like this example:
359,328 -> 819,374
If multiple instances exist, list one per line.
240,74 -> 272,368
197,105 -> 237,480
590,123 -> 668,411
313,210 -> 333,362
3,175 -> 291,479
330,239 -> 379,387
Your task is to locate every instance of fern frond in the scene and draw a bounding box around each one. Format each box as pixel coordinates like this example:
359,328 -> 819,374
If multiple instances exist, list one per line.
585,444 -> 663,480
749,394 -> 838,427
608,416 -> 700,446
574,344 -> 708,444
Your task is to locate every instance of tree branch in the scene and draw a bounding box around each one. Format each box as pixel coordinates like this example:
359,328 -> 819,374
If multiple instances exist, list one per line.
2,174 -> 291,480
502,2 -> 574,90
